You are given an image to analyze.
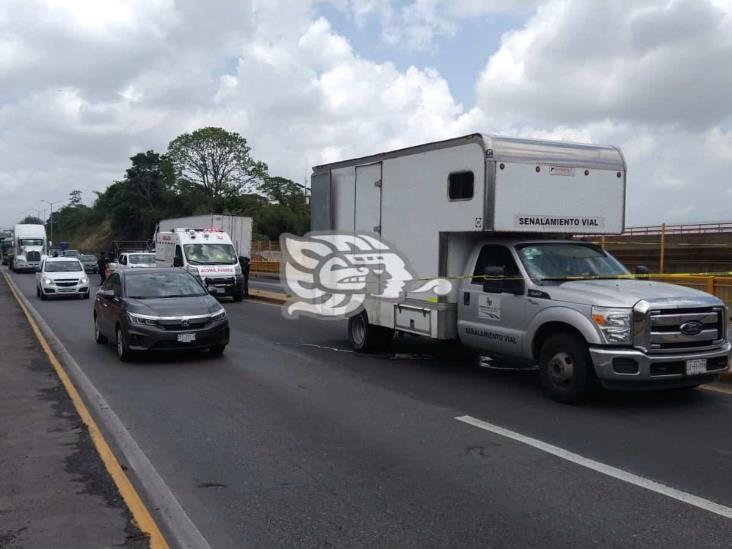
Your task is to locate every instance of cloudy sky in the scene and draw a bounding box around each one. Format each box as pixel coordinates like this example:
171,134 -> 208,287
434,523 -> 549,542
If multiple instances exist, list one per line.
1,0 -> 731,229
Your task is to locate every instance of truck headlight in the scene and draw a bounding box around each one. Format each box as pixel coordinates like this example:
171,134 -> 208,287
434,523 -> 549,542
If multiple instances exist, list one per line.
187,265 -> 199,275
128,312 -> 158,326
592,306 -> 632,345
234,264 -> 242,276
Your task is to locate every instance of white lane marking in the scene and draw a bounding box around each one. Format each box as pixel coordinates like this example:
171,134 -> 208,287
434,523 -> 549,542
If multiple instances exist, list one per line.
456,415 -> 732,520
701,384 -> 732,396
276,342 -> 354,353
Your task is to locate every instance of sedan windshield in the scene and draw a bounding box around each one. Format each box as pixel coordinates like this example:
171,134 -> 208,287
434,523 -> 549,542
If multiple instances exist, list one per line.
184,243 -> 237,265
45,261 -> 83,272
129,253 -> 156,265
516,242 -> 629,282
125,271 -> 207,299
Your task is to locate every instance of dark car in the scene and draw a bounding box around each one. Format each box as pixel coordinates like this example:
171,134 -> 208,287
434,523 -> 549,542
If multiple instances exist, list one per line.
93,268 -> 229,361
80,254 -> 99,273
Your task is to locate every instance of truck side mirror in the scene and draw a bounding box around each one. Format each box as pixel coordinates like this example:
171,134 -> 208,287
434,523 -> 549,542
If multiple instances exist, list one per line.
482,266 -> 505,294
635,265 -> 650,276
173,257 -> 183,268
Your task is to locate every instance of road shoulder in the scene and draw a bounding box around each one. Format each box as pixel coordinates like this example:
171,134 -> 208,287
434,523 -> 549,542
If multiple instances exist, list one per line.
0,272 -> 149,548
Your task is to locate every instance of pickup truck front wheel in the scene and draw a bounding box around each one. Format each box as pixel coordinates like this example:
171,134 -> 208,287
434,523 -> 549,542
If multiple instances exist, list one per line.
538,333 -> 596,403
348,311 -> 392,353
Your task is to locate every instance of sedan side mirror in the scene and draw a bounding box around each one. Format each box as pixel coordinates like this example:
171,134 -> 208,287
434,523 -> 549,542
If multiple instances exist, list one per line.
635,265 -> 650,276
173,257 -> 184,268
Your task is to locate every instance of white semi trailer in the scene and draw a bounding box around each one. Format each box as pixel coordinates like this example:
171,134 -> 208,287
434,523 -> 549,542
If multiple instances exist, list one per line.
310,134 -> 730,402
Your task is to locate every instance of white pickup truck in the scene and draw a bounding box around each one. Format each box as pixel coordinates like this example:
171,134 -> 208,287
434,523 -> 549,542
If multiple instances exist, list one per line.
310,134 -> 730,402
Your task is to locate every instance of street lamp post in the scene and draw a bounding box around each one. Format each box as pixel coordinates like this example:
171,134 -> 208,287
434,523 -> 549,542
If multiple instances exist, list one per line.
41,200 -> 62,249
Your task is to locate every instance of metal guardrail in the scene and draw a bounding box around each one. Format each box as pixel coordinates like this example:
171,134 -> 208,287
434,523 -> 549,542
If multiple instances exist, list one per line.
624,222 -> 732,235
250,260 -> 279,273
248,261 -> 732,313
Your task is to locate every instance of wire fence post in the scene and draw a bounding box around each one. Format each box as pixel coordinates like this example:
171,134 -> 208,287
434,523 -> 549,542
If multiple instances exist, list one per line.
659,223 -> 666,274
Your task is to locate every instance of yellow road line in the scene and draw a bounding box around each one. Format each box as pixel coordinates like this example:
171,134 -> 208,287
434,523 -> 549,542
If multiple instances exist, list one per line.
2,272 -> 168,549
700,384 -> 732,396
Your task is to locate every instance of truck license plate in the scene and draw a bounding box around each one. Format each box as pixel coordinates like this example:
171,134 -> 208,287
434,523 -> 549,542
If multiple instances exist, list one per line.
177,333 -> 196,343
208,286 -> 222,294
685,359 -> 707,376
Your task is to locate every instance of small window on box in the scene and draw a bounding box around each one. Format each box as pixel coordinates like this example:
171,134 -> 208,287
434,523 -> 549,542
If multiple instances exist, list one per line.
448,171 -> 474,200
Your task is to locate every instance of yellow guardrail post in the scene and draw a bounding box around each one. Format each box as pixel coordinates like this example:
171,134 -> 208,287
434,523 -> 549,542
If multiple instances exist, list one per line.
707,276 -> 715,295
659,223 -> 666,274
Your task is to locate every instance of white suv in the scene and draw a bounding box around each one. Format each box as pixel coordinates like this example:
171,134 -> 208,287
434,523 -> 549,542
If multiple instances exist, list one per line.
36,257 -> 91,300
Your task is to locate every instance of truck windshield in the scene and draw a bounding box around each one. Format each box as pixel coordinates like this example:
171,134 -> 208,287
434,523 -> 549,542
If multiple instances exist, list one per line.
516,242 -> 629,283
183,244 -> 237,265
129,254 -> 155,264
20,238 -> 44,246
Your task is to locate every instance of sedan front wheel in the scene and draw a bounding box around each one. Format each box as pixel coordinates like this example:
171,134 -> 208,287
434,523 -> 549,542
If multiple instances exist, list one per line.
116,326 -> 132,362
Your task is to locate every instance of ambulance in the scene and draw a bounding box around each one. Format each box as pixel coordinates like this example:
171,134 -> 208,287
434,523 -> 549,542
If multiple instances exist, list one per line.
154,227 -> 245,302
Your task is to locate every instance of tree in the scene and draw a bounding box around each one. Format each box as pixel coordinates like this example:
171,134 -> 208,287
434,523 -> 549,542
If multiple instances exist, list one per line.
19,215 -> 44,225
167,127 -> 268,197
69,189 -> 82,206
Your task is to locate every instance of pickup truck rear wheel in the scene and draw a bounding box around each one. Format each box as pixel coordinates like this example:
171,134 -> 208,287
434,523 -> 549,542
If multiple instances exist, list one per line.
348,311 -> 393,353
538,333 -> 596,403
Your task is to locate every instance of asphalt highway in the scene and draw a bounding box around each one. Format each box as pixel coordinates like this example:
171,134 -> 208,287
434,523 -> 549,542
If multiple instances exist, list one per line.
9,270 -> 732,548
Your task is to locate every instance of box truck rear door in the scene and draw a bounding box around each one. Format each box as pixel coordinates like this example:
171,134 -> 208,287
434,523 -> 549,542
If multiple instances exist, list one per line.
354,163 -> 382,234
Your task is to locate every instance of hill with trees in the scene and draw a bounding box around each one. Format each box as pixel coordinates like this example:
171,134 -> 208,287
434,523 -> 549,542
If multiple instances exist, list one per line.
45,127 -> 309,251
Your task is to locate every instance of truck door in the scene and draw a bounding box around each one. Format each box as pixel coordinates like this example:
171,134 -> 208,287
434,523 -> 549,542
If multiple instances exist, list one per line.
458,244 -> 527,356
354,163 -> 382,234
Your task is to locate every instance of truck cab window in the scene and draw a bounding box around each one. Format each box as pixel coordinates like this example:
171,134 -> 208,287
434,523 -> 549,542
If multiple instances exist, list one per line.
471,245 -> 521,285
448,171 -> 474,200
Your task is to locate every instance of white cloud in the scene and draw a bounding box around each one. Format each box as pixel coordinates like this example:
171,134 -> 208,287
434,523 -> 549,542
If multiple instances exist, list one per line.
1,0 -> 732,229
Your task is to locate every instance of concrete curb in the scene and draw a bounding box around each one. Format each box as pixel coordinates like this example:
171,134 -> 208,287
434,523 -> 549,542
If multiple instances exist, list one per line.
2,270 -> 211,549
249,288 -> 288,305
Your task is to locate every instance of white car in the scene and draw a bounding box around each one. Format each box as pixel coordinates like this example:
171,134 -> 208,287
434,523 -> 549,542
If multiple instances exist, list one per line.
108,252 -> 157,275
36,257 -> 91,300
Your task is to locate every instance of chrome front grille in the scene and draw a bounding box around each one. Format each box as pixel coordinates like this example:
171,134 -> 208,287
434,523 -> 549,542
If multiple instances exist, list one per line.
646,307 -> 724,353
55,279 -> 79,287
27,251 -> 41,262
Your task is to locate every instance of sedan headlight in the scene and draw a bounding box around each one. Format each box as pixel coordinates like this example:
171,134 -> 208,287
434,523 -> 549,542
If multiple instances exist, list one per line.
592,306 -> 632,345
43,277 -> 54,285
210,308 -> 226,321
127,312 -> 158,326
80,276 -> 89,284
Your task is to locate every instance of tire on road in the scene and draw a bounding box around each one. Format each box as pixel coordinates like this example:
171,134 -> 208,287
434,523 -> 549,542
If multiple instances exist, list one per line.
348,311 -> 393,353
94,314 -> 107,344
209,345 -> 226,357
538,332 -> 597,404
115,325 -> 132,361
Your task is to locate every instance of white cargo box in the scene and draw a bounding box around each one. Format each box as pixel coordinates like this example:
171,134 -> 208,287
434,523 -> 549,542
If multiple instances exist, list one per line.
310,133 -> 626,307
312,133 -> 625,236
